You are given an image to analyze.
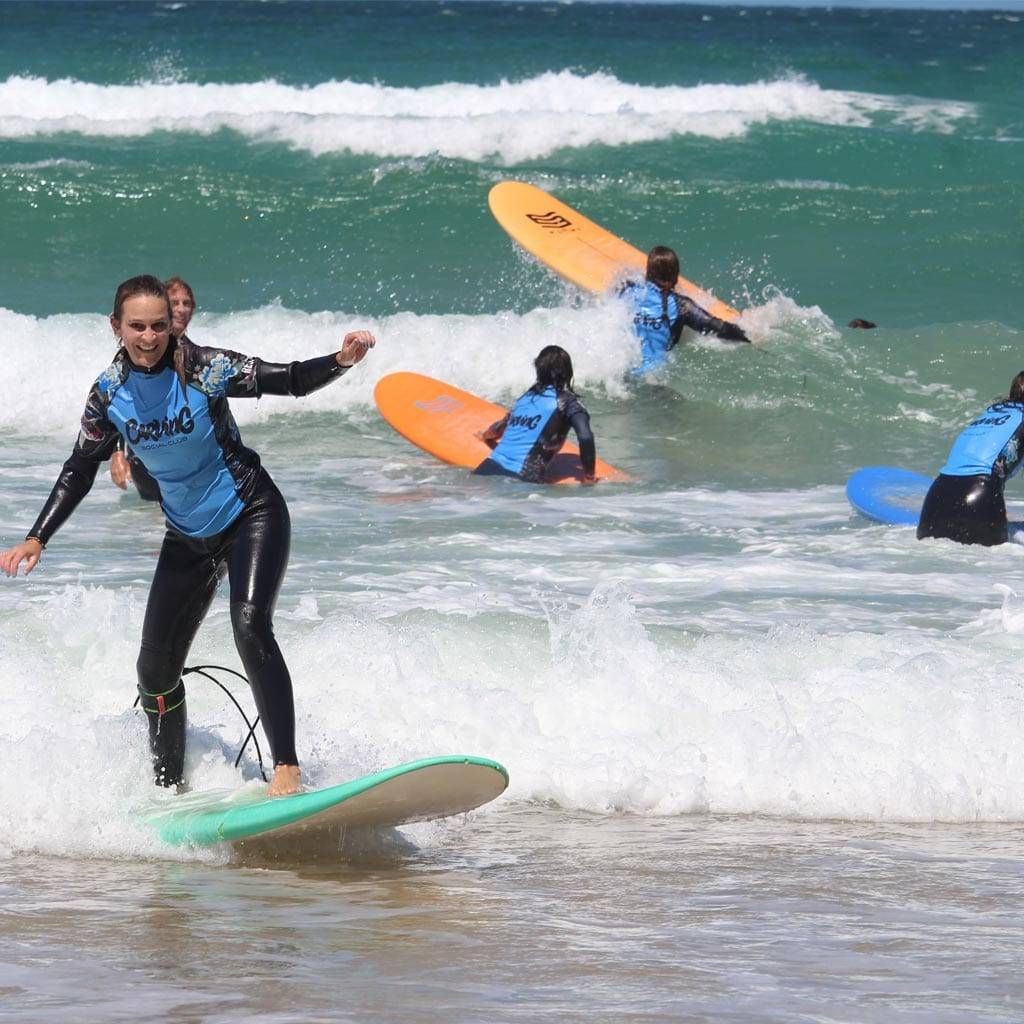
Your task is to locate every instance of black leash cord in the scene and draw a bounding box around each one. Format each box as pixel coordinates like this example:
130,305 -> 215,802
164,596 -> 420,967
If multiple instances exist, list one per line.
132,663 -> 268,782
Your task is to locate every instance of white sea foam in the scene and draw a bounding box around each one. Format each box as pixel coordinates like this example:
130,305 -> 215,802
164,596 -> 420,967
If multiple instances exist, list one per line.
0,290 -> 820,439
4,292 -> 1019,854
0,72 -> 977,162
0,299 -> 637,437
2,573 -> 1024,862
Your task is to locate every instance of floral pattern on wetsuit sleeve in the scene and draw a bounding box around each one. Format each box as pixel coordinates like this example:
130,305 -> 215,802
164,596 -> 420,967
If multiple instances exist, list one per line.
75,378 -> 121,456
185,342 -> 259,398
96,362 -> 123,396
78,355 -> 126,451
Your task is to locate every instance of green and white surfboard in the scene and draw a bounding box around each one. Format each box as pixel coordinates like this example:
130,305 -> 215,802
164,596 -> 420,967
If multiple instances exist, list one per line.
143,755 -> 509,847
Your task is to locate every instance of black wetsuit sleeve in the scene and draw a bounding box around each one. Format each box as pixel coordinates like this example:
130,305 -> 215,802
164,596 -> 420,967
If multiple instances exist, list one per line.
481,414 -> 509,450
27,385 -> 120,546
184,342 -> 347,400
996,417 -> 1024,480
255,354 -> 349,397
676,296 -> 751,344
568,405 -> 596,478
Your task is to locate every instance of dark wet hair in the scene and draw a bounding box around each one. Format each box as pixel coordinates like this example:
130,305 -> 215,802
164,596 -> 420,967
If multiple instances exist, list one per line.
645,246 -> 680,289
164,276 -> 196,307
848,318 -> 877,329
646,246 -> 680,320
534,345 -> 574,392
112,274 -> 171,321
1008,371 -> 1024,404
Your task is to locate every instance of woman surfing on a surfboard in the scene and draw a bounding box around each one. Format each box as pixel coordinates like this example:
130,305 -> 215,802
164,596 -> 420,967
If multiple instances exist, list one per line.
475,345 -> 597,484
0,274 -> 376,797
917,370 -> 1024,547
622,246 -> 750,375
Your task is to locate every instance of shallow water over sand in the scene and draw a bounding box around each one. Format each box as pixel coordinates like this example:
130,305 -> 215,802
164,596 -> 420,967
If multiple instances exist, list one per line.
3,808 -> 1024,1023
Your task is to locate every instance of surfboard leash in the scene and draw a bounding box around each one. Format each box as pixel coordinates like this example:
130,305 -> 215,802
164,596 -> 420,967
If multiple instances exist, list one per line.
132,664 -> 268,782
183,665 -> 269,782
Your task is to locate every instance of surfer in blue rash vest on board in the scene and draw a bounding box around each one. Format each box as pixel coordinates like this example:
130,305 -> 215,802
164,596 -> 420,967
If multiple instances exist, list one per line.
475,345 -> 597,484
917,371 -> 1024,547
0,275 -> 376,796
917,372 -> 1024,548
621,246 -> 750,374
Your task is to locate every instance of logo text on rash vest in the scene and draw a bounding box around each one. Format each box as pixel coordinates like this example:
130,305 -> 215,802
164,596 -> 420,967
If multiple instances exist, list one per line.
527,211 -> 572,230
508,413 -> 542,430
126,406 -> 195,444
415,395 -> 463,415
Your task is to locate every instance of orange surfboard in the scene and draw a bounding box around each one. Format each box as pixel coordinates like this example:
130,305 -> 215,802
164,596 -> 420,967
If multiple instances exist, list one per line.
488,180 -> 741,323
374,372 -> 628,485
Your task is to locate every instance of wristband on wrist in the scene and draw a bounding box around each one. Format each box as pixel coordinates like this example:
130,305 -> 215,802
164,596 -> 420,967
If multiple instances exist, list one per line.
25,535 -> 46,550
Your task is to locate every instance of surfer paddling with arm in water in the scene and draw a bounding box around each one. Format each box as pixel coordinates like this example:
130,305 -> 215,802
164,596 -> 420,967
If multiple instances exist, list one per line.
622,246 -> 750,374
110,275 -> 196,501
475,345 -> 597,484
0,275 -> 376,797
917,370 -> 1024,547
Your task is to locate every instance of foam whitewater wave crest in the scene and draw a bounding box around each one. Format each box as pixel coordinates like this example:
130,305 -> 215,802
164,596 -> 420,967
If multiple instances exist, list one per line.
0,72 -> 976,162
0,289 -> 838,439
0,300 -> 642,438
0,292 -> 839,440
2,580 -> 1024,860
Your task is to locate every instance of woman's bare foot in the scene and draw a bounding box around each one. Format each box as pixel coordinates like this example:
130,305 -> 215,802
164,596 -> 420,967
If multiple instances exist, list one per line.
267,764 -> 302,797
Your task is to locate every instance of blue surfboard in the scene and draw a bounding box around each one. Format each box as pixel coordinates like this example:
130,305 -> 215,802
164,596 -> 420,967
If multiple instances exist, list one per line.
845,466 -> 932,526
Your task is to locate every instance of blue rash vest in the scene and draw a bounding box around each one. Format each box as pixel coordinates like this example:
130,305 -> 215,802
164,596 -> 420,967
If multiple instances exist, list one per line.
28,337 -> 348,544
486,385 -> 592,483
621,280 -> 721,374
103,347 -> 251,535
940,401 -> 1024,480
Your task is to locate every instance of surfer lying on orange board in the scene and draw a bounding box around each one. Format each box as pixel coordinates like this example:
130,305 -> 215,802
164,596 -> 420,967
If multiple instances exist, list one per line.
475,346 -> 597,484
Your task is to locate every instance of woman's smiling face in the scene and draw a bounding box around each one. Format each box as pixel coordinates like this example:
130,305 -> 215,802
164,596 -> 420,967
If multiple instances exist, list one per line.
111,293 -> 172,369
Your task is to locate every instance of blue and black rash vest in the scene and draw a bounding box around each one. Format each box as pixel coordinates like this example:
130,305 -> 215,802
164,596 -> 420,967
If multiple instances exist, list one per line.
117,333 -> 199,502
28,336 -> 349,543
939,401 -> 1024,480
484,385 -> 594,483
621,280 -> 748,373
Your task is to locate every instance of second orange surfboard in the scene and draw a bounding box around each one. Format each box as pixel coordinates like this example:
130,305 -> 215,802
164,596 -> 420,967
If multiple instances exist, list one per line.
488,180 -> 741,323
374,372 -> 628,485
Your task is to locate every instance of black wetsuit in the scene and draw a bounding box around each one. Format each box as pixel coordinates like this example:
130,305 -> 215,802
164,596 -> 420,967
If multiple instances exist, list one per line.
138,469 -> 293,784
27,336 -> 350,785
918,400 -> 1024,547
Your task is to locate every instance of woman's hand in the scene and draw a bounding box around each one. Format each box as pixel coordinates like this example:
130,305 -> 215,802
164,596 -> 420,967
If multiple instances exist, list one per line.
337,330 -> 376,368
0,539 -> 43,577
110,450 -> 131,490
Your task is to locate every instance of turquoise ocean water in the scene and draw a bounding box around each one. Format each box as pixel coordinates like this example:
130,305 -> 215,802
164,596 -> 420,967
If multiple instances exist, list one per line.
2,2 -> 1024,1020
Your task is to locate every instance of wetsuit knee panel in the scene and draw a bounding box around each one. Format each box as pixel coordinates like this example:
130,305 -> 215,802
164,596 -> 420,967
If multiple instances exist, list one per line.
230,600 -> 275,662
136,639 -> 188,694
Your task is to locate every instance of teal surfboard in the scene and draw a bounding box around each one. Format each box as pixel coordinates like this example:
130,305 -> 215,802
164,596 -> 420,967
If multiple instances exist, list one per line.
143,755 -> 509,847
